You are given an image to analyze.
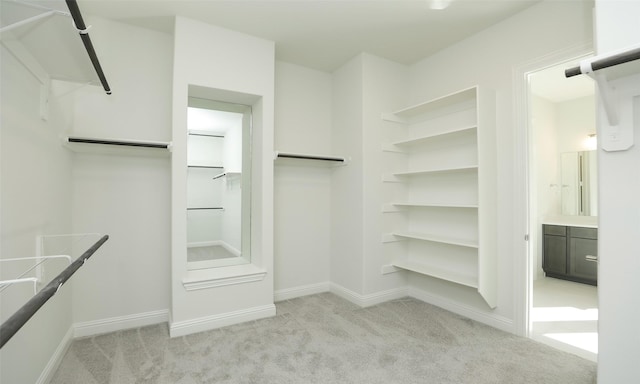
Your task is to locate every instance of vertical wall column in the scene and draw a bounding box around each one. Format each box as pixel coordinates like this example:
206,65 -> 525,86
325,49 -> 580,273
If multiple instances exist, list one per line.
170,16 -> 275,336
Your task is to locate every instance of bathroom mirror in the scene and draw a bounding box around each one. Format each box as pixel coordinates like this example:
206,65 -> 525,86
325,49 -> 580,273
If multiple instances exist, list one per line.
560,150 -> 597,216
186,97 -> 252,269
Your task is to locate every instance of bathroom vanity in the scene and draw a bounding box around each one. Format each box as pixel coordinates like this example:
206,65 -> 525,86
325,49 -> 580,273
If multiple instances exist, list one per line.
542,219 -> 598,285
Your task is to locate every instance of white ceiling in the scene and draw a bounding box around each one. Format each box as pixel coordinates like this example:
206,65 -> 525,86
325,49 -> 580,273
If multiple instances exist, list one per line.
188,107 -> 242,135
72,0 -> 540,72
2,0 -> 592,101
530,60 -> 595,103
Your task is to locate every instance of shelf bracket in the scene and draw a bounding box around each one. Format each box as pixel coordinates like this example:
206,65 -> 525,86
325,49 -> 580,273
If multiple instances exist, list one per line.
588,69 -> 619,126
566,45 -> 640,152
382,233 -> 402,243
584,65 -> 636,152
381,264 -> 402,275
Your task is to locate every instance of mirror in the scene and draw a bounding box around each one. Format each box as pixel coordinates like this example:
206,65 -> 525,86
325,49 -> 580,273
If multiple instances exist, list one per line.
561,150 -> 597,216
186,97 -> 252,269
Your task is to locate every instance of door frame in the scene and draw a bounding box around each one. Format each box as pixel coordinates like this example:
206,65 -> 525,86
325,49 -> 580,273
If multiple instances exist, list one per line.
512,42 -> 593,337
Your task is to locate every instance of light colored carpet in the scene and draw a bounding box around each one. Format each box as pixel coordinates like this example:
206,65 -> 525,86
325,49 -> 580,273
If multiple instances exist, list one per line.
187,245 -> 236,262
51,293 -> 596,383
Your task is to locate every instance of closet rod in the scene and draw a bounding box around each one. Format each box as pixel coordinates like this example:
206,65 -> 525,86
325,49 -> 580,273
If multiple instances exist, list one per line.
188,133 -> 225,138
65,0 -> 111,95
275,152 -> 346,163
187,207 -> 224,210
565,46 -> 640,77
0,235 -> 109,349
67,137 -> 169,149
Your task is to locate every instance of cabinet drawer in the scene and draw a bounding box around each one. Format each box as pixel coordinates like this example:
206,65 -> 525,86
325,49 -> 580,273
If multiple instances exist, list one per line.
569,227 -> 597,239
543,225 -> 566,236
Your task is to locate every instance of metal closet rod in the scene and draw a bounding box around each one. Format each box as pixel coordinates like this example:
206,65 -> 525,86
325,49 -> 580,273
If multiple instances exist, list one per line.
276,152 -> 345,162
68,137 -> 169,149
65,0 -> 111,95
0,235 -> 109,349
565,46 -> 640,77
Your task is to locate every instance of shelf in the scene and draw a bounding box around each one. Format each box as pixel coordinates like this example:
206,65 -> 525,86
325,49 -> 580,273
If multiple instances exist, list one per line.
63,136 -> 172,157
384,231 -> 478,248
274,151 -> 347,166
383,203 -> 478,212
380,85 -> 496,308
1,1 -> 104,89
395,165 -> 478,176
383,165 -> 478,182
382,87 -> 477,123
384,126 -> 477,150
391,260 -> 478,288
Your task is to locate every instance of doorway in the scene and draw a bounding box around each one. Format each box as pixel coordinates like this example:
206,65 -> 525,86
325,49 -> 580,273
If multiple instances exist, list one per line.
526,58 -> 598,362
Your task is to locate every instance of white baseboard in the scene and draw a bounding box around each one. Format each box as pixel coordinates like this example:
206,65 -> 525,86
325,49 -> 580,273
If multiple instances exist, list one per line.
74,309 -> 170,338
408,286 -> 514,333
169,304 -> 276,338
36,325 -> 74,384
274,282 -> 331,301
330,283 -> 409,308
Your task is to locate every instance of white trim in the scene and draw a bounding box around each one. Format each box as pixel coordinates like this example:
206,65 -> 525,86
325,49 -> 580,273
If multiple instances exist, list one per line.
169,304 -> 276,338
512,42 -> 593,337
73,309 -> 169,338
329,283 -> 409,308
408,286 -> 514,333
182,264 -> 267,291
274,282 -> 331,302
35,325 -> 74,384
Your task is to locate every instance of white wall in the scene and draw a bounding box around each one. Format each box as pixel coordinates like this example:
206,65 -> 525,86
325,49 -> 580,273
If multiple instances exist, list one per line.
68,17 -> 173,327
328,53 -> 410,304
331,56 -> 365,294
0,50 -> 74,383
406,0 -> 593,326
556,95 -> 597,153
221,124 -> 242,250
273,61 -> 332,296
593,1 -> 640,382
531,95 -> 559,278
171,16 -> 275,332
71,154 -> 171,323
361,54 -> 409,296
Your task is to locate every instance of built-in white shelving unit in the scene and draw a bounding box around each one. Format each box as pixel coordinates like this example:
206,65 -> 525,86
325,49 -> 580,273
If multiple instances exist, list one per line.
381,85 -> 497,308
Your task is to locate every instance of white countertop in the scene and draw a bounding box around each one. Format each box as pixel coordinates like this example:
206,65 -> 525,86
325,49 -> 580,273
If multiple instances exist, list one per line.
543,215 -> 598,228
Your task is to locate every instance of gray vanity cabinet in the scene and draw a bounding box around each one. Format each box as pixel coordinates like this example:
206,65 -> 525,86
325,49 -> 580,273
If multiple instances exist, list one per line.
543,225 -> 567,275
543,224 -> 597,285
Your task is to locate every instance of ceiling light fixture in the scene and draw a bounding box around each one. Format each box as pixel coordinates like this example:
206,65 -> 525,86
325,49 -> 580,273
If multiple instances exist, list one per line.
585,133 -> 597,150
430,0 -> 452,10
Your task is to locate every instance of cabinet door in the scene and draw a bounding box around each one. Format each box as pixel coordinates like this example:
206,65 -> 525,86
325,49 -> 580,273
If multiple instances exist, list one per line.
543,234 -> 567,275
569,237 -> 598,283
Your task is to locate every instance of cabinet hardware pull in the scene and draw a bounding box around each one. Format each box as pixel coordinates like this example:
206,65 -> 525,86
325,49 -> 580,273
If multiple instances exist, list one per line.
585,255 -> 598,262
